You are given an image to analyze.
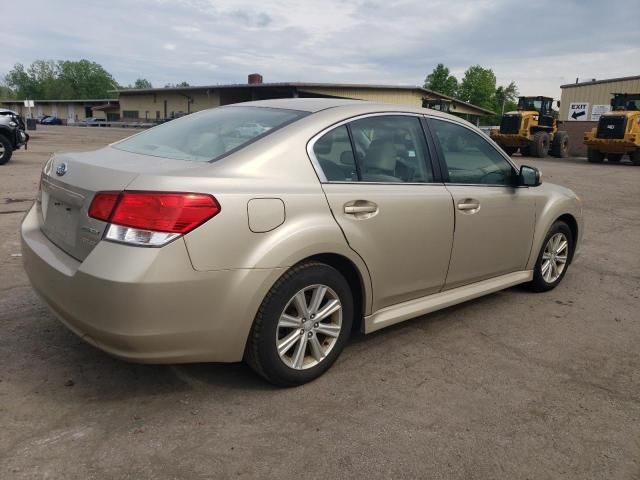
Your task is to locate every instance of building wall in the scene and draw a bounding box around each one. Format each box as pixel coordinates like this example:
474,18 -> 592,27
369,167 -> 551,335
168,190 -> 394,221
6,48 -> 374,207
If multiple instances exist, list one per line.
118,90 -> 221,120
0,101 -> 113,122
559,77 -> 640,120
300,87 -> 424,107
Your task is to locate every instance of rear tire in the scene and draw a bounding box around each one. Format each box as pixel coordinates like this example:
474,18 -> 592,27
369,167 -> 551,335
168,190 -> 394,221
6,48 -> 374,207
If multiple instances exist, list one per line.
631,149 -> 640,166
245,262 -> 353,387
607,153 -> 623,163
531,131 -> 550,158
503,146 -> 517,156
528,221 -> 573,292
587,148 -> 605,163
0,135 -> 12,165
551,131 -> 569,158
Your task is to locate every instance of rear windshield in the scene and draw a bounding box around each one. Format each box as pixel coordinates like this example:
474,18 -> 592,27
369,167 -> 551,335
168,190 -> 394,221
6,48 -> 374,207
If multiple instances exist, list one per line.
112,106 -> 306,162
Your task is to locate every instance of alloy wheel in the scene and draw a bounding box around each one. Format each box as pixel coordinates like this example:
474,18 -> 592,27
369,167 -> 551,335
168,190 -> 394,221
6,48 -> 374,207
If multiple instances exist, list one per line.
541,232 -> 569,283
276,284 -> 342,370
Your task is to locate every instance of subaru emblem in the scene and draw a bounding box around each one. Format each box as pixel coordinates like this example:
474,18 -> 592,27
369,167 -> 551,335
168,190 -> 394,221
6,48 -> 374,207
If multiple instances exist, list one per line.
55,162 -> 68,176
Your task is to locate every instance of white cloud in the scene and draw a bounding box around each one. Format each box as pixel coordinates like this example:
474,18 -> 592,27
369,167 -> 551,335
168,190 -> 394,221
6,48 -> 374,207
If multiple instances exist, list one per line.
1,0 -> 639,99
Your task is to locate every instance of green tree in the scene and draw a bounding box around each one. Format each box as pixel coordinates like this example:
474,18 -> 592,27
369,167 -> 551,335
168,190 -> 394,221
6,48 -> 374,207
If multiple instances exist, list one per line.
457,65 -> 497,111
0,76 -> 16,99
493,81 -> 519,119
5,60 -> 117,99
134,78 -> 153,89
57,60 -> 117,98
424,64 -> 458,97
164,81 -> 190,88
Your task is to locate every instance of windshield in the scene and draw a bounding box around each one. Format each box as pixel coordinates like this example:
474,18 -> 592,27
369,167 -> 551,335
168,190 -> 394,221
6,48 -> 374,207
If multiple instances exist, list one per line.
113,106 -> 307,162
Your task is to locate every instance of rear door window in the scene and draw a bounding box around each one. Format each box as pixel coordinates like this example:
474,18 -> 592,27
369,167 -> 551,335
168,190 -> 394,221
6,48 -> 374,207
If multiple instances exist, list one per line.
113,106 -> 307,162
312,115 -> 434,183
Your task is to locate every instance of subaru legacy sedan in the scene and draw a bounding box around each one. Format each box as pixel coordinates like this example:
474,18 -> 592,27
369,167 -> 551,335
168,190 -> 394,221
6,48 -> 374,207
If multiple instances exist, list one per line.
21,99 -> 583,386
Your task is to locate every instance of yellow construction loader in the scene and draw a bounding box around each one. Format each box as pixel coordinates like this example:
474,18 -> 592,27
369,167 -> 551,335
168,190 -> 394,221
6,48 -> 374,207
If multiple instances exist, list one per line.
490,96 -> 568,158
584,93 -> 640,165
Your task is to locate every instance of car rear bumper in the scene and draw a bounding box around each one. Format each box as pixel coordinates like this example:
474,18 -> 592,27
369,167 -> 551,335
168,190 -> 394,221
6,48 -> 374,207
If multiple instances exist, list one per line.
21,204 -> 283,363
583,134 -> 638,153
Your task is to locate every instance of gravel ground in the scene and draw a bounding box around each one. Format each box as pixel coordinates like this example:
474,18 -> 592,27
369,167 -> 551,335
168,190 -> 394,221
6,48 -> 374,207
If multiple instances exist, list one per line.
1,126 -> 639,479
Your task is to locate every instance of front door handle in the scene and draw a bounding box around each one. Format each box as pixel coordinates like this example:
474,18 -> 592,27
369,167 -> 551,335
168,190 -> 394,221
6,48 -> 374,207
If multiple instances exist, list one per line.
457,199 -> 480,212
345,204 -> 377,214
344,200 -> 378,218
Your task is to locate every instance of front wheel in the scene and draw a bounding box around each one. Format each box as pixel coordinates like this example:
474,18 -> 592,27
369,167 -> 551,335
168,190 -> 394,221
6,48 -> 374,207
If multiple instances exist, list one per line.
0,135 -> 13,165
503,146 -> 517,156
528,221 -> 573,292
607,153 -> 623,163
587,148 -> 604,163
245,262 -> 353,386
631,149 -> 640,166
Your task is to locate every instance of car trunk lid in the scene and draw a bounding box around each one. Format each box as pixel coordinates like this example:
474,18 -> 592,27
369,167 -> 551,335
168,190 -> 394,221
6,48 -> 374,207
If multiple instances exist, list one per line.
40,146 -> 206,261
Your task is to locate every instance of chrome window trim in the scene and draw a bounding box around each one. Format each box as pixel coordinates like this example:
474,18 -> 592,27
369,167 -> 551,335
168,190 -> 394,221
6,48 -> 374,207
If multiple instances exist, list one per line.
423,114 -> 522,185
306,111 -> 439,185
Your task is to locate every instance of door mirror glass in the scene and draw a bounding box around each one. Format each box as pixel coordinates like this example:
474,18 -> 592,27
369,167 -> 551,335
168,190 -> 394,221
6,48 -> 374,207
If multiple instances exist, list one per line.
519,165 -> 541,186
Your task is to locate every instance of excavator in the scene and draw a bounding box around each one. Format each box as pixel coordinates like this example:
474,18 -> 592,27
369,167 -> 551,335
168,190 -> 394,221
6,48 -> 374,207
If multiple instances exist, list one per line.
490,96 -> 569,158
584,93 -> 640,165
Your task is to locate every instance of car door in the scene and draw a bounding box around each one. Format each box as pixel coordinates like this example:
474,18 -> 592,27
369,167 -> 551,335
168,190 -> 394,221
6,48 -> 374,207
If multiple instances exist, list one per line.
427,117 -> 536,289
310,114 -> 454,312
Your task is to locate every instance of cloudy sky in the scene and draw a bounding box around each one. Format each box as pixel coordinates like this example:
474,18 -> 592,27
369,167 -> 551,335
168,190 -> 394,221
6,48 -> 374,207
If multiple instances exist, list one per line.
3,0 -> 639,98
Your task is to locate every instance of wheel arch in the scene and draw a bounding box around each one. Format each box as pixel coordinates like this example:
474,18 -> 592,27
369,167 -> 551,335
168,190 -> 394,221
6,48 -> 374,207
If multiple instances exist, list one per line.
304,252 -> 368,332
556,213 -> 579,264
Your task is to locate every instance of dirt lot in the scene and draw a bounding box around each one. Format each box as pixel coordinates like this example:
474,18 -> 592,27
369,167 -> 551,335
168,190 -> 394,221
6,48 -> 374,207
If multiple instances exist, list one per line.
1,126 -> 639,479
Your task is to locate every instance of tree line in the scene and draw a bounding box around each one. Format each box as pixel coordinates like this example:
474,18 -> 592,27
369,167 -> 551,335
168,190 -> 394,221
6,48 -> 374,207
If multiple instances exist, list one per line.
0,60 -> 188,100
424,63 -> 518,124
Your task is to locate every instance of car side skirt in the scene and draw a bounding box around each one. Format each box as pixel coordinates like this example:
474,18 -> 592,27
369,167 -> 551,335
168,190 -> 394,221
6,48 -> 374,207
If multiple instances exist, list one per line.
364,270 -> 533,333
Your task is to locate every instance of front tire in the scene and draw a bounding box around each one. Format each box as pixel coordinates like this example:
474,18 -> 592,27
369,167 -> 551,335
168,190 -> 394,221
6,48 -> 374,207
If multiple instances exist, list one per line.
551,131 -> 569,158
528,221 -> 573,292
0,135 -> 13,165
531,131 -> 550,158
607,153 -> 623,163
503,146 -> 517,156
245,262 -> 353,386
587,148 -> 605,163
631,149 -> 640,166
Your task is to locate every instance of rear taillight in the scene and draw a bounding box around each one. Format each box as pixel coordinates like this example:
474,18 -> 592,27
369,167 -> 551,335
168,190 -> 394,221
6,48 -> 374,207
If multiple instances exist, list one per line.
89,191 -> 220,246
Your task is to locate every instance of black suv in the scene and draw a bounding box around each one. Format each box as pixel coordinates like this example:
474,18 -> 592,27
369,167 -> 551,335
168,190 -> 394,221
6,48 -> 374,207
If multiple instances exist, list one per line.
0,109 -> 29,165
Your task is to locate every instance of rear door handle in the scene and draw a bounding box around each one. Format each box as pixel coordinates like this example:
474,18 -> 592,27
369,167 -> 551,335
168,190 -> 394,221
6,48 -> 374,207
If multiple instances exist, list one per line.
344,200 -> 378,217
457,199 -> 480,212
345,205 -> 377,214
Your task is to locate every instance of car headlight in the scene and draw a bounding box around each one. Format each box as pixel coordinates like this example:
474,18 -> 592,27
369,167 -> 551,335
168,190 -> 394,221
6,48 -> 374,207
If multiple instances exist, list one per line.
8,121 -> 16,127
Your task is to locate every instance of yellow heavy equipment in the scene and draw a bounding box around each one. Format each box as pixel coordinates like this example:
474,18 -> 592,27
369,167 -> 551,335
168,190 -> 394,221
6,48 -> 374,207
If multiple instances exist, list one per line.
584,93 -> 640,165
490,96 -> 568,158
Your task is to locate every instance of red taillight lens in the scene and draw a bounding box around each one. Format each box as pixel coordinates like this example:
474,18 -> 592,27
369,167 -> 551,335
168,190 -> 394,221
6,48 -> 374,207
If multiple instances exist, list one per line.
88,192 -> 120,221
89,192 -> 220,233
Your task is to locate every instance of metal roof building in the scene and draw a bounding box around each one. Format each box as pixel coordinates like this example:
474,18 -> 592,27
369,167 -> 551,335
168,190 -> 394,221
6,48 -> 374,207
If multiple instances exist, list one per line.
114,75 -> 494,124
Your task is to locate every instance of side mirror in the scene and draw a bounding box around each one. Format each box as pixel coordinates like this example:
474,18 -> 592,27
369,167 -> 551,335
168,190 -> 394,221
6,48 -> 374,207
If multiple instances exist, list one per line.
519,165 -> 541,186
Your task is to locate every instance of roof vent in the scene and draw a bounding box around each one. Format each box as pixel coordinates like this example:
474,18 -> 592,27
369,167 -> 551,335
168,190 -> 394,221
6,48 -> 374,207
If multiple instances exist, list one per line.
248,73 -> 263,85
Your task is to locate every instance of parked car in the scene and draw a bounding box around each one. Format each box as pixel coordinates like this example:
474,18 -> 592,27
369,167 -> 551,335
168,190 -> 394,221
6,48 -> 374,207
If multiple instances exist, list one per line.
0,108 -> 29,165
78,117 -> 109,127
41,116 -> 63,125
36,114 -> 51,124
21,99 -> 583,386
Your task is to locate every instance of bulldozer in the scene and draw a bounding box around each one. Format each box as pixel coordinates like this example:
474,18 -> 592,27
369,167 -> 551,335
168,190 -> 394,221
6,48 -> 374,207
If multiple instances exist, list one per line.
584,93 -> 640,165
490,96 -> 569,158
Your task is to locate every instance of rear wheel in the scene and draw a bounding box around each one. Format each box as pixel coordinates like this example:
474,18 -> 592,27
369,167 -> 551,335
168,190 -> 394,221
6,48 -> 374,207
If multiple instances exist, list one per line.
631,149 -> 640,166
502,146 -> 517,156
0,135 -> 12,165
531,131 -> 550,158
607,153 -> 623,163
245,262 -> 353,386
587,148 -> 605,163
528,221 -> 573,292
551,131 -> 569,158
